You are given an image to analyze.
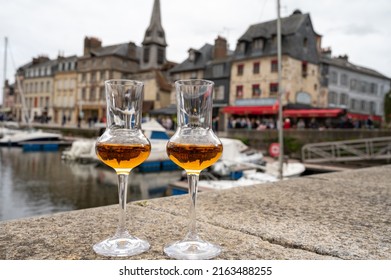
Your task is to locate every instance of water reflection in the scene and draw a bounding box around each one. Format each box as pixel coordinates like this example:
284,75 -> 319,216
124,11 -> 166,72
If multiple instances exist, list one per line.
0,148 -> 182,221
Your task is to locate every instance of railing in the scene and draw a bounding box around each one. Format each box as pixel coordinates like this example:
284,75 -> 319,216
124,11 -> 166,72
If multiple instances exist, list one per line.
301,137 -> 391,163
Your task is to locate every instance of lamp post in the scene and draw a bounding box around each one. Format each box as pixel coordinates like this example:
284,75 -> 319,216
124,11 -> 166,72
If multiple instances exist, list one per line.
277,0 -> 284,180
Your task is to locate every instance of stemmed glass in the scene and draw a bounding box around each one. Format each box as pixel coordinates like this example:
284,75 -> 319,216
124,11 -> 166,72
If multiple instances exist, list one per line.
164,79 -> 223,260
93,79 -> 151,257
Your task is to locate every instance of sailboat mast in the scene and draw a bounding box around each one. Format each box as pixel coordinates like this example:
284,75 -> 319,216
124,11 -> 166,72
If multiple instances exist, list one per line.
276,0 -> 284,180
3,37 -> 7,102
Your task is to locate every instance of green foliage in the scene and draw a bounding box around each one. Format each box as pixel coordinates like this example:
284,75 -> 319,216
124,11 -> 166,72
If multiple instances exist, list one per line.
384,90 -> 391,124
283,136 -> 303,154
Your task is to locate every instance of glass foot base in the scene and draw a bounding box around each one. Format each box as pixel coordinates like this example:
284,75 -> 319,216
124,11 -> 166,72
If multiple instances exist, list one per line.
93,234 -> 150,257
164,239 -> 221,260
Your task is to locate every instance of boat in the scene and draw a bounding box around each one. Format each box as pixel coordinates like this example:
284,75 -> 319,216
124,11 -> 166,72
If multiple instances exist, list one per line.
264,161 -> 306,178
210,138 -> 265,177
0,129 -> 63,147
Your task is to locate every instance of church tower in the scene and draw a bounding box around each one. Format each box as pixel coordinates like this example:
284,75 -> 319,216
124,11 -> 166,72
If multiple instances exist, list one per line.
141,0 -> 167,70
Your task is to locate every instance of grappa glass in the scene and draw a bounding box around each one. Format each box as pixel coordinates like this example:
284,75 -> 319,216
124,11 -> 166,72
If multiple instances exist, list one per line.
93,79 -> 151,257
164,79 -> 223,260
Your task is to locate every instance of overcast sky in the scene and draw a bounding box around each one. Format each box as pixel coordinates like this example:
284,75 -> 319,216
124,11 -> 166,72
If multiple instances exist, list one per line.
1,0 -> 390,99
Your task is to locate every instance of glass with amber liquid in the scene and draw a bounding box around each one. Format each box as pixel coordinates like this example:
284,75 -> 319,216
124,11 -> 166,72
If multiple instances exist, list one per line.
164,79 -> 223,260
93,79 -> 151,257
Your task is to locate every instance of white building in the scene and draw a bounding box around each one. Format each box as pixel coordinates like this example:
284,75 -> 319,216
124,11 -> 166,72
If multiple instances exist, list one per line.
321,50 -> 390,122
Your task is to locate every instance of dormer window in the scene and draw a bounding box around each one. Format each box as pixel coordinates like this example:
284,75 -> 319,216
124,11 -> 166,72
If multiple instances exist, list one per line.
188,49 -> 197,62
303,37 -> 308,48
253,38 -> 264,50
238,42 -> 246,53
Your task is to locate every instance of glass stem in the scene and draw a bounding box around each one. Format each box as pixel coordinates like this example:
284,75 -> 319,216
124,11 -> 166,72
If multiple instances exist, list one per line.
117,173 -> 129,236
187,173 -> 199,240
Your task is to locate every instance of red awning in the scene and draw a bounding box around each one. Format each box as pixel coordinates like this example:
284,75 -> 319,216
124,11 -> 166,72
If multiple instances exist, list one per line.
222,105 -> 278,115
347,113 -> 382,122
283,109 -> 344,118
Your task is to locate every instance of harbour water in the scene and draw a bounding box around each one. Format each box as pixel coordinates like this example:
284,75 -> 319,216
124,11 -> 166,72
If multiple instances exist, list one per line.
0,147 -> 182,222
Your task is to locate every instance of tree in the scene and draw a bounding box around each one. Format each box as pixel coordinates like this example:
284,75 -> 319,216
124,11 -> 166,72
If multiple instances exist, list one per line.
384,90 -> 391,125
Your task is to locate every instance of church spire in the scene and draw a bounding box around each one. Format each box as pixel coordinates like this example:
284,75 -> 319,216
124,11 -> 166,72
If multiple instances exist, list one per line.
141,0 -> 167,69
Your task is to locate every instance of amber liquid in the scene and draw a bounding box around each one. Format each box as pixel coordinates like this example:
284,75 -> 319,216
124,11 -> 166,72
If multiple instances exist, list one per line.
167,142 -> 223,173
96,142 -> 151,172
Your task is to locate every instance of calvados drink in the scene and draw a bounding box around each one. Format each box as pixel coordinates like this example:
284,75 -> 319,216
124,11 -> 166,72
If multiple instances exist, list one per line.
96,143 -> 151,173
166,142 -> 223,173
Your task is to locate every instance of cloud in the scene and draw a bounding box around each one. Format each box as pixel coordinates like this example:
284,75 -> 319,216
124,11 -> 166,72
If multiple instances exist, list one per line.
343,24 -> 378,36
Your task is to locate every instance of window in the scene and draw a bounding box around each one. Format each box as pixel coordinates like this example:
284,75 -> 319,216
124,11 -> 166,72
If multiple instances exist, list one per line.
100,86 -> 105,100
370,83 -> 378,94
369,101 -> 376,114
339,93 -> 348,107
340,73 -> 348,86
253,38 -> 263,50
296,92 -> 311,105
270,83 -> 278,95
252,84 -> 261,97
236,85 -> 243,99
189,51 -> 195,61
303,37 -> 308,48
90,88 -> 96,101
330,71 -> 338,84
91,72 -> 96,82
360,100 -> 367,111
213,64 -> 224,77
190,71 -> 197,79
158,48 -> 165,64
328,91 -> 338,105
350,99 -> 357,110
237,64 -> 244,76
350,79 -> 357,91
143,47 -> 150,63
271,59 -> 278,72
302,61 -> 308,77
214,85 -> 225,100
253,62 -> 260,74
238,42 -> 246,53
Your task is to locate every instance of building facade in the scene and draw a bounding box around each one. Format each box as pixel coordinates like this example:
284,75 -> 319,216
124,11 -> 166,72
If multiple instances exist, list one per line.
169,36 -> 232,110
53,55 -> 78,125
77,38 -> 140,124
21,56 -> 57,123
229,10 -> 324,109
321,50 -> 390,121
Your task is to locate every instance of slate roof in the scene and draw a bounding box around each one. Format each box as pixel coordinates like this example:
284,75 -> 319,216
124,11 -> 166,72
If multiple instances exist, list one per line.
89,43 -> 141,59
239,11 -> 308,41
322,56 -> 390,80
169,44 -> 214,73
234,11 -> 320,64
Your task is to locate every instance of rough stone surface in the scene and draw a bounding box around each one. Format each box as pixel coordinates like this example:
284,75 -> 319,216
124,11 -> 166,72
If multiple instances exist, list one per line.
1,165 -> 390,260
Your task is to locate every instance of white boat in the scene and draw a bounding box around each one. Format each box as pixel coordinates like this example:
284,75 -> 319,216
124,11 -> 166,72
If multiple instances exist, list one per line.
62,119 -> 170,164
264,161 -> 306,178
0,129 -> 62,146
211,138 -> 265,177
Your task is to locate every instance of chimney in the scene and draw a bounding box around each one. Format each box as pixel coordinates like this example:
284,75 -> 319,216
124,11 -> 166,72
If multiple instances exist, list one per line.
214,36 -> 227,59
321,47 -> 332,58
127,42 -> 137,59
338,54 -> 349,61
84,36 -> 102,56
32,55 -> 50,65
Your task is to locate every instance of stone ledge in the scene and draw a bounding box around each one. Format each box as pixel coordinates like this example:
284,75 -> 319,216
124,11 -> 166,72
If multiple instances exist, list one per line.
1,165 -> 390,260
